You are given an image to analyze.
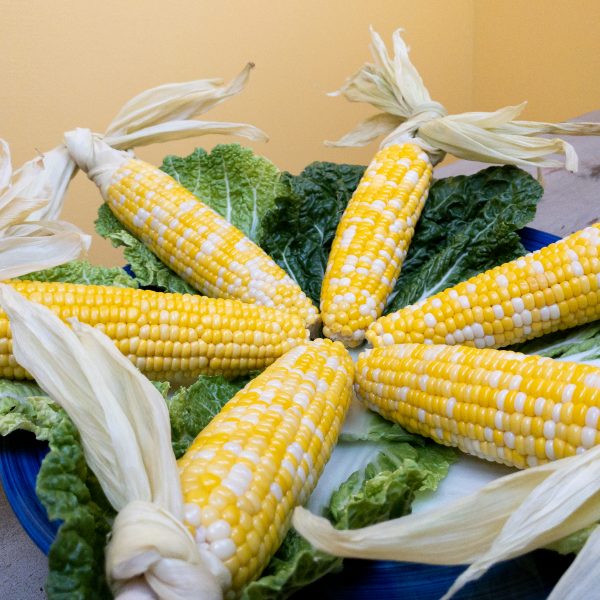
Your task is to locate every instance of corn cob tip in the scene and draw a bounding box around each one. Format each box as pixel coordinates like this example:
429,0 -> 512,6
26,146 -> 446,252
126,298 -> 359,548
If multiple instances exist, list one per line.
321,323 -> 366,348
307,314 -> 323,339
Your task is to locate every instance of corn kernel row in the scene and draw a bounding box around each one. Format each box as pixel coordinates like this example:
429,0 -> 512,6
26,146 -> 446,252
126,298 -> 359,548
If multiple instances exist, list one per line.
367,225 -> 600,349
177,339 -> 354,595
107,158 -> 319,327
356,343 -> 600,469
321,143 -> 432,347
1,280 -> 309,384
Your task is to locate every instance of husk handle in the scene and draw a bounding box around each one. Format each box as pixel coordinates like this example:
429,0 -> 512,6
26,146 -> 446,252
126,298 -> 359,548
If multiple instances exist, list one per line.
329,28 -> 600,171
0,285 -> 224,599
26,62 -> 268,224
0,140 -> 89,279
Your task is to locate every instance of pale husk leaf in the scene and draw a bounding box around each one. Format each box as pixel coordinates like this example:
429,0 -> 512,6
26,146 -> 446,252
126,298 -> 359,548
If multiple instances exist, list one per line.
0,226 -> 91,280
0,285 -> 222,599
499,120 -> 600,137
0,195 -> 48,232
331,28 -> 436,119
0,154 -> 48,223
441,446 -> 600,598
546,525 -> 600,600
0,142 -> 89,278
417,104 -> 580,171
106,119 -> 268,150
294,445 -> 600,597
101,63 -> 268,149
24,146 -> 77,222
0,139 -> 13,190
104,63 -> 258,137
33,63 -> 267,223
330,28 -> 600,171
325,113 -> 403,148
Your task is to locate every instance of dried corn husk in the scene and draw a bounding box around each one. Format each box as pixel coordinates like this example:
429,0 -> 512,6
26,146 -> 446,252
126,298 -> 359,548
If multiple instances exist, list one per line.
0,284 -> 224,600
31,63 -> 267,221
328,28 -> 600,170
0,139 -> 90,279
293,441 -> 600,599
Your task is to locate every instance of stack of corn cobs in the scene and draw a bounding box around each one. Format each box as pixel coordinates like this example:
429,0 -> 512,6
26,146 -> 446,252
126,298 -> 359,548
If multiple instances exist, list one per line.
5,27 -> 600,599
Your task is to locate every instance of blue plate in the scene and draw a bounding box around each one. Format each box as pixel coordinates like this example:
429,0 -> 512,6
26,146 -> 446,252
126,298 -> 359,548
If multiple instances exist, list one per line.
0,432 -> 575,599
0,227 -> 573,598
0,431 -> 57,553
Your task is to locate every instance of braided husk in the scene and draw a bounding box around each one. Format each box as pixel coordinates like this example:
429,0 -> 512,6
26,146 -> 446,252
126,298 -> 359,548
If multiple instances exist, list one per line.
328,28 -> 600,170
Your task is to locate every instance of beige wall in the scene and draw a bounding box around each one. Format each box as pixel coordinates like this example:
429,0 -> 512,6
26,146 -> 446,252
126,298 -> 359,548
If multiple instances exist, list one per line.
1,0 -> 474,265
1,1 -> 599,267
473,1 -> 600,121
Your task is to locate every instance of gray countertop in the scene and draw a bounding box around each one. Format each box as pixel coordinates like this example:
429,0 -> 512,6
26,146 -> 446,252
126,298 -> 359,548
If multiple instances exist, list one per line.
0,484 -> 47,598
2,114 -> 599,598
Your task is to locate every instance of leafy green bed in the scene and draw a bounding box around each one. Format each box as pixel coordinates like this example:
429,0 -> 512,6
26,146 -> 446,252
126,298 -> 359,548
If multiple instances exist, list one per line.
4,143 -> 584,598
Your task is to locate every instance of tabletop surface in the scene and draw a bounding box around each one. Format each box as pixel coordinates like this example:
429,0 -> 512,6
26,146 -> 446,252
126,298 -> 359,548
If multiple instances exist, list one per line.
2,111 -> 600,598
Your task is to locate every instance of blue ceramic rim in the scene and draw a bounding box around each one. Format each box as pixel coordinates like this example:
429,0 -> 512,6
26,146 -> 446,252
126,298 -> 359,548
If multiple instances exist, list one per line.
0,432 -> 57,553
518,226 -> 560,251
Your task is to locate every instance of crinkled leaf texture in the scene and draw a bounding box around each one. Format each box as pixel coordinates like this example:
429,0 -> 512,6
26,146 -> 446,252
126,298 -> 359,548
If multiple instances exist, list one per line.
37,415 -> 114,600
168,375 -> 249,459
513,321 -> 600,367
259,162 -> 366,304
0,380 -> 62,439
386,165 -> 541,311
260,164 -> 542,308
161,144 -> 286,243
0,139 -> 90,280
16,259 -> 138,288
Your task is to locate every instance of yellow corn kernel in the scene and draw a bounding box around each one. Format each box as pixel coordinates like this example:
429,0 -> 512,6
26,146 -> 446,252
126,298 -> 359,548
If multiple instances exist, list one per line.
367,225 -> 600,349
320,143 -> 433,347
356,343 -> 600,469
106,159 -> 319,327
178,339 -> 354,595
1,280 -> 309,384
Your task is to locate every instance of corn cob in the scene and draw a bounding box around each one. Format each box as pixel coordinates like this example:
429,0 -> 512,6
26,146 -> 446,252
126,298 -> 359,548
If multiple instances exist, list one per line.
0,280 -> 309,383
356,343 -> 600,469
321,143 -> 432,346
110,159 -> 318,325
367,224 -> 600,349
64,132 -> 319,328
177,338 -> 354,595
321,28 -> 600,347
